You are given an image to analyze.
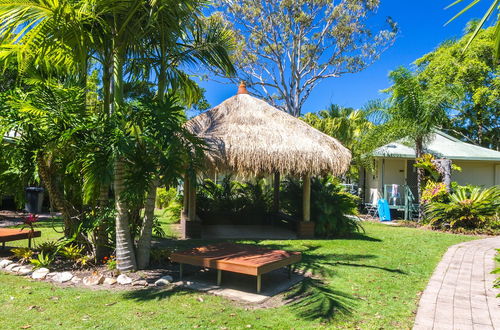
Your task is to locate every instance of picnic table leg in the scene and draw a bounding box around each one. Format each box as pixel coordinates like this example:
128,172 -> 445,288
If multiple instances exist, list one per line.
179,263 -> 183,281
28,237 -> 32,248
257,275 -> 261,293
217,269 -> 222,286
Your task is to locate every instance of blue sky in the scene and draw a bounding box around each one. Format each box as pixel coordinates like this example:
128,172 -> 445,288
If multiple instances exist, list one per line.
197,0 -> 492,114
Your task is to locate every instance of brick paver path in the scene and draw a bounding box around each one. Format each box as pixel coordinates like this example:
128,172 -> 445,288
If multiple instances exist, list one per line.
414,237 -> 500,330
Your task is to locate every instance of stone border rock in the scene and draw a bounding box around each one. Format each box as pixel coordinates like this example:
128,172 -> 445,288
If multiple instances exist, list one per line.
0,257 -> 174,289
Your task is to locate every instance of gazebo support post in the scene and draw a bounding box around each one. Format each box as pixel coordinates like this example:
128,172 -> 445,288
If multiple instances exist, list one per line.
298,173 -> 315,238
183,173 -> 202,239
273,172 -> 280,214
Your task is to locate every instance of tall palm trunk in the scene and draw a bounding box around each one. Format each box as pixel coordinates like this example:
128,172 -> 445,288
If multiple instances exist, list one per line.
36,152 -> 79,237
114,157 -> 137,271
136,177 -> 159,269
415,137 -> 425,221
135,58 -> 167,269
112,46 -> 137,271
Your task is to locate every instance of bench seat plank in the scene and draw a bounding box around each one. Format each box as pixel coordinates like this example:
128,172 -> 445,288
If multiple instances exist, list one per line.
171,243 -> 301,276
0,228 -> 41,243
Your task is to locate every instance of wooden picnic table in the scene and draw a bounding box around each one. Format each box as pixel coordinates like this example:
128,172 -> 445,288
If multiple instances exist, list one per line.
0,228 -> 41,248
171,243 -> 301,293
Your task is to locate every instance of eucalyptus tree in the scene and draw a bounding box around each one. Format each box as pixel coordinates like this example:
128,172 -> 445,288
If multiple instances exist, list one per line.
364,67 -> 450,219
215,0 -> 398,116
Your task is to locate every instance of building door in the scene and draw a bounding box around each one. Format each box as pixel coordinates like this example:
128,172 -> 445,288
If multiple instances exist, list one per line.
406,160 -> 418,201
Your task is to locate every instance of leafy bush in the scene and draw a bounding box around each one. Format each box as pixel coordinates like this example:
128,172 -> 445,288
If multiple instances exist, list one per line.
36,241 -> 60,255
197,176 -> 246,215
11,247 -> 33,264
492,249 -> 499,298
281,177 -> 363,237
421,181 -> 449,204
156,187 -> 178,209
150,248 -> 171,265
60,244 -> 84,261
425,186 -> 500,230
30,252 -> 54,269
196,176 -> 273,224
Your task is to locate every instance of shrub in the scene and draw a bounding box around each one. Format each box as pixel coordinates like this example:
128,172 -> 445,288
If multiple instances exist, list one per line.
281,177 -> 363,237
11,247 -> 33,264
36,241 -> 59,255
196,176 -> 273,224
30,252 -> 54,269
421,181 -> 449,204
60,244 -> 84,261
425,186 -> 500,230
492,249 -> 499,297
150,248 -> 171,265
102,255 -> 116,270
156,187 -> 178,209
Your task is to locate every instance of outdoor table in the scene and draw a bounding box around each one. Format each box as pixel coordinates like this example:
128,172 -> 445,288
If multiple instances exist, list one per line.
0,228 -> 41,249
171,242 -> 301,293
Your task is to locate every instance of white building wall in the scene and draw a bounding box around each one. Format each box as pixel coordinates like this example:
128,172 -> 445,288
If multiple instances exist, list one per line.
452,160 -> 499,188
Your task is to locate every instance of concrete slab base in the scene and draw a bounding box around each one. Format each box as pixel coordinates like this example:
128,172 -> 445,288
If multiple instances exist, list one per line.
176,267 -> 305,303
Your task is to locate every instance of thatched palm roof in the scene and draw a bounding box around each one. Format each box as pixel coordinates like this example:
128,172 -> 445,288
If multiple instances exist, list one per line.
186,92 -> 351,176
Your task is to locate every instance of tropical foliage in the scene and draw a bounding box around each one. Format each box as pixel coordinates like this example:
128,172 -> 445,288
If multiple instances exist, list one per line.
0,0 -> 236,271
302,104 -> 374,179
445,0 -> 500,59
416,25 -> 500,150
425,186 -> 500,231
280,177 -> 362,237
197,176 -> 273,224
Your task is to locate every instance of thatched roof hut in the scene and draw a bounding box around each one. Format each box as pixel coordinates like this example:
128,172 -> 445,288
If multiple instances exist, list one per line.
186,86 -> 352,177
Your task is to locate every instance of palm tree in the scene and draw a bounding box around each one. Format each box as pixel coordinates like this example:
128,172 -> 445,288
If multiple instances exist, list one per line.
364,67 -> 449,219
302,104 -> 374,180
445,0 -> 499,60
1,0 -> 235,271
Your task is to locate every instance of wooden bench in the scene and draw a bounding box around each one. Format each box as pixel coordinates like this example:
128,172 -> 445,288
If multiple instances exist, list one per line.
0,228 -> 41,249
171,243 -> 301,293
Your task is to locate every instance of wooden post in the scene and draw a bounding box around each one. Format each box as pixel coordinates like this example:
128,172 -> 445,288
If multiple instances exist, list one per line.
273,172 -> 280,213
302,174 -> 311,222
217,269 -> 222,286
257,275 -> 261,293
298,173 -> 314,238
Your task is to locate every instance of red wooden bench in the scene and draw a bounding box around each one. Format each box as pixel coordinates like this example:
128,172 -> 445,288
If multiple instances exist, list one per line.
171,243 -> 301,293
0,228 -> 41,249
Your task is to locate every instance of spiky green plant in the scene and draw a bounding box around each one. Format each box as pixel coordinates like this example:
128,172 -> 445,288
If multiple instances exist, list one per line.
425,186 -> 500,230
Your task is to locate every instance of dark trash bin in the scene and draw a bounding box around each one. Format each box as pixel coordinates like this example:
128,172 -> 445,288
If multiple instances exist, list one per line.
25,187 -> 44,214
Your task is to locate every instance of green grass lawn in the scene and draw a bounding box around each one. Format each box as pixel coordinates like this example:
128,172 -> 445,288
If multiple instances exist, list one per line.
0,221 -> 476,329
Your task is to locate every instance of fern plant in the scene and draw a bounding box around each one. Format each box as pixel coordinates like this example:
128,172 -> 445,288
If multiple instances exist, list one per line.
425,186 -> 500,230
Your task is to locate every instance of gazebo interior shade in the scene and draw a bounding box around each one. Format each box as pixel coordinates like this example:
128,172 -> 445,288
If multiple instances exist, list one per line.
186,93 -> 351,177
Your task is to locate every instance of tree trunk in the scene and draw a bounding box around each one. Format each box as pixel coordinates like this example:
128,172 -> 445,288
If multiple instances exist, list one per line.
94,185 -> 109,260
114,157 -> 137,271
415,137 -> 424,221
136,177 -> 159,269
36,152 -> 79,237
